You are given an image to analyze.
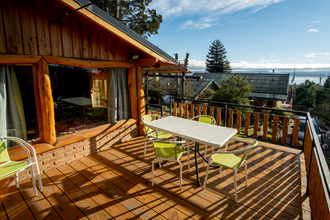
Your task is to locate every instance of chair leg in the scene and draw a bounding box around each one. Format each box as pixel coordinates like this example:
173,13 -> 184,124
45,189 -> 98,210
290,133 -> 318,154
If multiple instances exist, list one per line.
203,145 -> 208,167
15,173 -> 19,189
35,163 -> 43,192
234,169 -> 238,203
30,166 -> 38,196
203,162 -> 211,189
187,140 -> 190,172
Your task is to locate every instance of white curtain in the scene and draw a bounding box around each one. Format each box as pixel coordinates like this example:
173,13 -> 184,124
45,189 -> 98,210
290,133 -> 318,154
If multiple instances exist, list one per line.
107,68 -> 130,123
0,66 -> 26,140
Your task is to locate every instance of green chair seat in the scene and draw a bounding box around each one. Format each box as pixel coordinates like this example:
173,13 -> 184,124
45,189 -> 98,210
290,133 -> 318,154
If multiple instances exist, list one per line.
211,154 -> 242,169
0,161 -> 29,179
149,131 -> 173,140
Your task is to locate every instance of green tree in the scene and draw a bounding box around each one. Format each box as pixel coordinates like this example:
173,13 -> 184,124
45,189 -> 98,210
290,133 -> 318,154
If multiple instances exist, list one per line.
96,0 -> 162,38
293,80 -> 322,107
205,40 -> 232,73
211,74 -> 253,105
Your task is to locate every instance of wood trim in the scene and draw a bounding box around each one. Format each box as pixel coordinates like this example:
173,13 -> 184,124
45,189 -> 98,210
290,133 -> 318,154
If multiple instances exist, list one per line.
128,65 -> 138,121
43,56 -> 135,68
8,119 -> 137,161
58,0 -> 175,64
0,54 -> 41,64
136,65 -> 145,135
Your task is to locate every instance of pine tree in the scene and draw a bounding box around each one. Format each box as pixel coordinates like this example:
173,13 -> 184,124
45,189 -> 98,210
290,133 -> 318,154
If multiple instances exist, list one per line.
205,40 -> 231,73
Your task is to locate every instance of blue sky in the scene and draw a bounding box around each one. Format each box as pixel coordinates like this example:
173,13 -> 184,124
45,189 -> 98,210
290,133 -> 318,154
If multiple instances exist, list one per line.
148,0 -> 330,75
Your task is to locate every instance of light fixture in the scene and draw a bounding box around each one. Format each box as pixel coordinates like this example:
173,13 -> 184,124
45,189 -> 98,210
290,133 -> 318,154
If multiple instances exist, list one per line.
130,55 -> 140,60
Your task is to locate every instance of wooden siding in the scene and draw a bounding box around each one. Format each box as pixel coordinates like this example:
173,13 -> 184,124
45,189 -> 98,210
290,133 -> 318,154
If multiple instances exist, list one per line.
0,0 -> 136,62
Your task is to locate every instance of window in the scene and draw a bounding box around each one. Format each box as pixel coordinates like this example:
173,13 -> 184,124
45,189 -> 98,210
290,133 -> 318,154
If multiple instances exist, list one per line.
0,65 -> 39,143
49,65 -> 131,137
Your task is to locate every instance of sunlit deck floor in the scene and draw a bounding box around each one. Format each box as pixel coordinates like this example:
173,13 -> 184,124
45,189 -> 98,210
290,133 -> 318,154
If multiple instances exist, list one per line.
0,136 -> 311,219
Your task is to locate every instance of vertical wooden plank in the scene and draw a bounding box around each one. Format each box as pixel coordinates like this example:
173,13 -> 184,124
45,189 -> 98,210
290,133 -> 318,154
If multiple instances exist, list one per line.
309,153 -> 316,218
2,0 -> 23,54
48,5 -> 63,57
179,103 -> 182,118
71,15 -> 82,58
216,108 -> 221,126
91,25 -> 99,59
228,109 -> 234,128
107,35 -> 114,60
262,114 -> 269,140
244,112 -> 251,136
190,104 -> 194,119
173,102 -> 177,116
184,104 -> 188,119
292,118 -> 300,147
34,0 -> 51,55
82,23 -> 91,59
37,58 -> 56,144
99,32 -> 107,60
128,65 -> 138,121
236,111 -> 242,134
60,9 -> 73,58
32,63 -> 44,142
196,106 -> 201,116
137,65 -> 145,135
304,123 -> 313,174
209,107 -> 214,118
253,113 -> 259,138
281,117 -> 289,145
202,106 -> 207,115
18,0 -> 38,55
0,0 -> 6,53
271,116 -> 279,143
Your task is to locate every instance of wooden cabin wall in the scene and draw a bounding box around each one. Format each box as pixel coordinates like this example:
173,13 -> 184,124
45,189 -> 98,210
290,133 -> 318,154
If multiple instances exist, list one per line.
0,0 -> 135,61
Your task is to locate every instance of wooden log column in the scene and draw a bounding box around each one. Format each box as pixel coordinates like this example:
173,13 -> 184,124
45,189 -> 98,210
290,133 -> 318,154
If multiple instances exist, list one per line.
128,65 -> 138,121
262,114 -> 269,141
35,58 -> 56,145
136,64 -> 145,135
244,112 -> 251,136
253,113 -> 259,138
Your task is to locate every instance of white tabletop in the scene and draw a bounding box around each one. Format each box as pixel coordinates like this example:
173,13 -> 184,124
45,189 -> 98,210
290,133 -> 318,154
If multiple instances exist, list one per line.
60,97 -> 92,107
145,116 -> 237,148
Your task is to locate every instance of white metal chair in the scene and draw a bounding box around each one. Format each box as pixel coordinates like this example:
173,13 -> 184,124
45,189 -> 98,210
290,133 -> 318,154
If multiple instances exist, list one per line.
190,115 -> 216,167
142,114 -> 173,157
0,136 -> 43,197
203,138 -> 258,203
151,140 -> 189,190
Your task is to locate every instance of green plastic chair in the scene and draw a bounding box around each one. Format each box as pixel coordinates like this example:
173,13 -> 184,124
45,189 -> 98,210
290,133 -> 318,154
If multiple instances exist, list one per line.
190,115 -> 216,167
203,138 -> 258,203
142,114 -> 173,157
151,140 -> 189,190
0,136 -> 43,197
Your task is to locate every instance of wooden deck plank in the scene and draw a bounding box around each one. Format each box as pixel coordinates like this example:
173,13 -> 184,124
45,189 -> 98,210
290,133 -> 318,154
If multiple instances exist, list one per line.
59,159 -> 166,220
56,163 -> 137,220
40,173 -> 88,220
0,194 -> 8,220
85,154 -> 209,220
18,178 -> 60,220
0,186 -> 35,220
106,138 -> 304,219
45,168 -> 112,220
74,156 -> 199,220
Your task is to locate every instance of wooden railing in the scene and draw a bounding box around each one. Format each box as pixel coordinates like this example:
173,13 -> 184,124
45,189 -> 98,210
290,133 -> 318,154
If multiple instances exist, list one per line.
304,113 -> 330,219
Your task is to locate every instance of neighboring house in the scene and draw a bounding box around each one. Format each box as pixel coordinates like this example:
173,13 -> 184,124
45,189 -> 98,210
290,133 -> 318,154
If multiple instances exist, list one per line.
0,0 -> 186,174
192,73 -> 290,108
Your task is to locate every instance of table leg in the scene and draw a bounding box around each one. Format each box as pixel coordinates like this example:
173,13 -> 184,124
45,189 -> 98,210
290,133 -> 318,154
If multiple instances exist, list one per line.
195,142 -> 201,186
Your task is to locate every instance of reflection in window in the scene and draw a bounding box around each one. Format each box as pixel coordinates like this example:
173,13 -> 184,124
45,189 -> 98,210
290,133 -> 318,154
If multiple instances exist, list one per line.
49,65 -> 130,137
0,66 -> 39,143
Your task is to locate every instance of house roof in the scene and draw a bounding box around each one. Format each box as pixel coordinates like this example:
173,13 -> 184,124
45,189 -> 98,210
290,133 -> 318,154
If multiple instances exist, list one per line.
192,73 -> 290,101
61,0 -> 179,66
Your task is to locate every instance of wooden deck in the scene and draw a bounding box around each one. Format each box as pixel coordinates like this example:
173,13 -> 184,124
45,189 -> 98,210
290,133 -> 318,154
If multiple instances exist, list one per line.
0,136 -> 311,219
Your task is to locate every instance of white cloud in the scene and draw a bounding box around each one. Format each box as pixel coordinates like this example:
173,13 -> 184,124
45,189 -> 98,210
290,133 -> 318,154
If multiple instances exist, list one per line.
179,17 -> 218,30
305,52 -> 330,58
308,29 -> 318,32
313,20 -> 322,23
188,59 -> 330,72
150,0 -> 285,19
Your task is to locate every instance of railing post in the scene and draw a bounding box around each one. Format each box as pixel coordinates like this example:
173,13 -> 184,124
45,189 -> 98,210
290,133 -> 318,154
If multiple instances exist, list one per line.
224,105 -> 228,127
161,105 -> 164,117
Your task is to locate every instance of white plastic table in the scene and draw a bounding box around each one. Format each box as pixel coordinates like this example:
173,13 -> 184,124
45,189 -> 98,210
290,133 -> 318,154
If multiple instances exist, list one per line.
145,116 -> 237,186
